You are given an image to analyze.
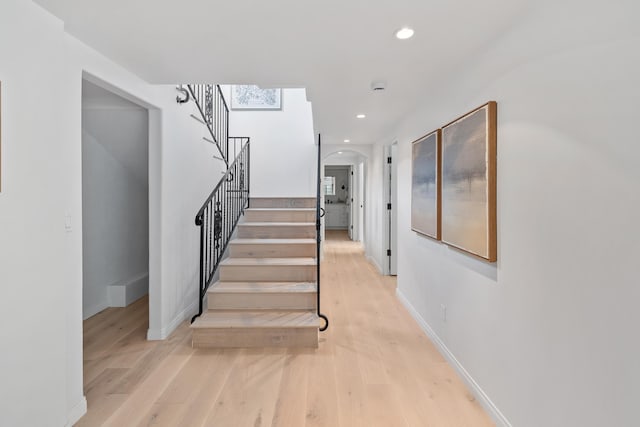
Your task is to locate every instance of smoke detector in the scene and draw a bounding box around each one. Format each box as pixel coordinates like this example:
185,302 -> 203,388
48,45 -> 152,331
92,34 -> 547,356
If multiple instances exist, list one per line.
371,81 -> 387,91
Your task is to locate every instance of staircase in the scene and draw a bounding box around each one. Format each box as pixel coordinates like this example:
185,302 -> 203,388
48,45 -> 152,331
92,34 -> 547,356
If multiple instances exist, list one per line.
190,197 -> 322,348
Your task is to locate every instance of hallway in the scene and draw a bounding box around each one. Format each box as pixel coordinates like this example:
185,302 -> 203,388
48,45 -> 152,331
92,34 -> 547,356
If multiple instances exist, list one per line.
79,230 -> 493,426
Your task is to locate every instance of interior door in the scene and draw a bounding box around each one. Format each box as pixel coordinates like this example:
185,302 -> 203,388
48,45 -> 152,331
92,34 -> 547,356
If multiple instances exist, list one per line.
387,144 -> 398,275
348,165 -> 354,240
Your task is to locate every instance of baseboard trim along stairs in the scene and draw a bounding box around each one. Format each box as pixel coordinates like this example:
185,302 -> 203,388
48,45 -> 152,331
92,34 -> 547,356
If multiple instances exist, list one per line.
190,197 -> 321,348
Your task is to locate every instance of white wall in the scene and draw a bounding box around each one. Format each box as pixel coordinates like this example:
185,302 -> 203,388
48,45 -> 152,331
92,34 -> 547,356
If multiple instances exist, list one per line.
364,144 -> 387,274
390,2 -> 640,426
82,106 -> 149,319
0,4 -> 74,426
226,87 -> 316,197
0,1 -> 224,425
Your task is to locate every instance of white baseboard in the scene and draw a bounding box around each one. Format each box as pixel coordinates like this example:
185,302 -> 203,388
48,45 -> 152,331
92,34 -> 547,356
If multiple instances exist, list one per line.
83,301 -> 109,320
396,289 -> 512,427
108,273 -> 149,307
64,396 -> 87,427
147,300 -> 197,341
366,255 -> 383,274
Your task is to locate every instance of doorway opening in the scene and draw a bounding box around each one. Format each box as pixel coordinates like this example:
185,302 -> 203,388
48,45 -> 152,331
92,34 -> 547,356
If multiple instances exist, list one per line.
324,165 -> 352,235
81,78 -> 150,321
323,150 -> 367,244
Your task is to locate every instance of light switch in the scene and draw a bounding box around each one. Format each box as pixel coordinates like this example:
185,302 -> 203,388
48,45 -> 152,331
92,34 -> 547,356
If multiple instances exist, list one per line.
65,213 -> 72,232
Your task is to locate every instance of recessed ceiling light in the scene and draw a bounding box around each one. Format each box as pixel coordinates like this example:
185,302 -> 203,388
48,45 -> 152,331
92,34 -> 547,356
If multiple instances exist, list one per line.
395,27 -> 415,40
344,139 -> 350,143
338,151 -> 343,154
356,114 -> 366,119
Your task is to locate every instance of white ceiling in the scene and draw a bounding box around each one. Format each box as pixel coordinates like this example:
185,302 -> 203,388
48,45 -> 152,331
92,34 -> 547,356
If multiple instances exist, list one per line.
326,151 -> 366,166
37,0 -> 532,145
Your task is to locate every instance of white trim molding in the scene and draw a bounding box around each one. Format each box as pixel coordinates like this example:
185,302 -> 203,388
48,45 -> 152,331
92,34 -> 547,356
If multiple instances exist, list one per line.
108,273 -> 149,307
147,300 -> 197,341
83,301 -> 109,321
65,396 -> 87,427
396,288 -> 512,427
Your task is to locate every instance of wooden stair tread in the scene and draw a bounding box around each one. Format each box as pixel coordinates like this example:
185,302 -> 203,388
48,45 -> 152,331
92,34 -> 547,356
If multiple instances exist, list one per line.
209,281 -> 316,293
251,198 -> 315,201
249,198 -> 316,209
231,238 -> 316,245
245,208 -> 315,212
191,311 -> 320,329
240,222 -> 315,226
221,257 -> 316,266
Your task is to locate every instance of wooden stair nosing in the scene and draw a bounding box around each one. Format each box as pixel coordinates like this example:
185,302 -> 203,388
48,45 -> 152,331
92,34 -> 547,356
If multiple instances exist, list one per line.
230,238 -> 316,245
208,281 -> 316,293
220,257 -> 317,266
245,208 -> 315,212
239,222 -> 315,227
191,310 -> 321,329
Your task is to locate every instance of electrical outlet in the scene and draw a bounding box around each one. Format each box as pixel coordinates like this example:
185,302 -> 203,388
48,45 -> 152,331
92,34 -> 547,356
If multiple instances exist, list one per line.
440,304 -> 447,322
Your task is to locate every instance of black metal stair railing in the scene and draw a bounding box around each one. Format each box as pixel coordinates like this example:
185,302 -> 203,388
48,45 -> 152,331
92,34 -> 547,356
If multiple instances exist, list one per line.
184,84 -> 230,165
191,138 -> 250,323
316,133 -> 329,331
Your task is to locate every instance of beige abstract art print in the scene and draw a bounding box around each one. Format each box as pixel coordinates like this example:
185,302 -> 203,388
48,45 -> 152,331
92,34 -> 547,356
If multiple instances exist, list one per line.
441,101 -> 497,262
411,129 -> 441,240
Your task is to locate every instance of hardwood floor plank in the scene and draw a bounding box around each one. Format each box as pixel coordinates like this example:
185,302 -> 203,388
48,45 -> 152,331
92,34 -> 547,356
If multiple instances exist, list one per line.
138,402 -> 184,427
75,369 -> 129,427
102,331 -> 194,427
175,348 -> 241,427
84,301 -> 148,361
78,230 -> 494,427
108,323 -> 189,395
333,342 -> 367,427
204,348 -> 286,427
304,350 -> 340,427
136,349 -> 224,426
271,349 -> 313,427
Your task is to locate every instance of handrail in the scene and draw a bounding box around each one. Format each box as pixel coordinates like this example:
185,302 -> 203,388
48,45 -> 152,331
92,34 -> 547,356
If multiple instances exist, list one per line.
316,134 -> 329,331
191,138 -> 250,323
195,138 -> 250,221
185,84 -> 230,167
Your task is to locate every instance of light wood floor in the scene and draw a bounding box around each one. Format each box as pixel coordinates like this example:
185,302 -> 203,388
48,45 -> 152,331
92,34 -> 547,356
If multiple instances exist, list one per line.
79,230 -> 494,427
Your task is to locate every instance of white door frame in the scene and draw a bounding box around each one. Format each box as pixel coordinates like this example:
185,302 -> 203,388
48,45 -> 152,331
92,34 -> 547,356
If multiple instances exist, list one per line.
81,71 -> 162,338
383,142 -> 398,275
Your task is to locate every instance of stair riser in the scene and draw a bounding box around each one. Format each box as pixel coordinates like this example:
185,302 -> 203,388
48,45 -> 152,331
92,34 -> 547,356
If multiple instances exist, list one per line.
238,225 -> 315,239
250,198 -> 316,208
192,327 -> 319,348
230,243 -> 316,258
208,293 -> 316,310
220,265 -> 316,282
244,210 -> 315,222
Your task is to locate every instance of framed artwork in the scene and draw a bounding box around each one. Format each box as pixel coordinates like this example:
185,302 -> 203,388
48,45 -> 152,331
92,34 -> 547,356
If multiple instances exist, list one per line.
441,101 -> 497,262
0,81 -> 2,192
411,129 -> 441,240
230,85 -> 282,110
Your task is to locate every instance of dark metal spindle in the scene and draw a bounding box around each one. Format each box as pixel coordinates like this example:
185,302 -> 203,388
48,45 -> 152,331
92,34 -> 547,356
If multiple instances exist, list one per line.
186,84 -> 250,323
316,134 -> 329,331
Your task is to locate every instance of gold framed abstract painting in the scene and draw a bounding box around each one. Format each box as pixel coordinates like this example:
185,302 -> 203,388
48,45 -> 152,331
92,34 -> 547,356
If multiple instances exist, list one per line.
411,129 -> 441,240
441,101 -> 497,262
